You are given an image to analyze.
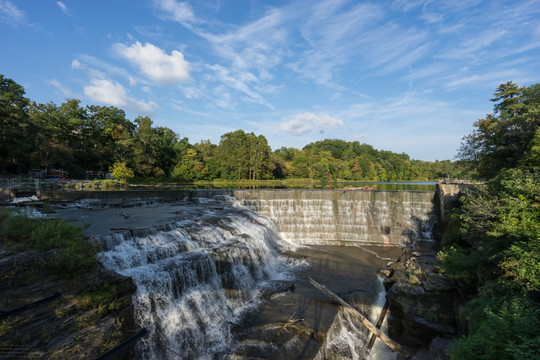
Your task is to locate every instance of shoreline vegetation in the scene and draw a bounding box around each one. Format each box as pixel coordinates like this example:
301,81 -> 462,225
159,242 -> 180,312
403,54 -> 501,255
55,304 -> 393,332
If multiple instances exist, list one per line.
1,73 -> 468,186
0,209 -> 136,359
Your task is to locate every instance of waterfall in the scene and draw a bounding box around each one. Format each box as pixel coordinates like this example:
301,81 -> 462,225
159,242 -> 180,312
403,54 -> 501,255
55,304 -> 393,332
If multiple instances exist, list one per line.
315,277 -> 395,360
233,189 -> 437,247
87,190 -> 436,359
95,204 -> 296,359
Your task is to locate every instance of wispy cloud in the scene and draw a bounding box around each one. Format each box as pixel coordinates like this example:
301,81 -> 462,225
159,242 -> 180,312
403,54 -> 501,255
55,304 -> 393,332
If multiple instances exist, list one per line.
391,0 -> 426,12
444,69 -> 523,89
114,41 -> 191,86
289,1 -> 383,86
279,112 -> 343,136
156,0 -> 288,107
49,79 -> 74,97
336,91 -> 482,159
56,1 -> 70,16
83,78 -> 157,114
0,0 -> 26,26
154,0 -> 197,26
438,29 -> 507,60
72,54 -> 144,85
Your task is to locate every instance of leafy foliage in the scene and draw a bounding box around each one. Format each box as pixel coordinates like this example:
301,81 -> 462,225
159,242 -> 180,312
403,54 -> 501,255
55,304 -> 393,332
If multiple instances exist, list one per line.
0,74 -> 30,166
458,82 -> 540,178
109,161 -> 134,182
441,81 -> 540,359
1,73 -> 467,182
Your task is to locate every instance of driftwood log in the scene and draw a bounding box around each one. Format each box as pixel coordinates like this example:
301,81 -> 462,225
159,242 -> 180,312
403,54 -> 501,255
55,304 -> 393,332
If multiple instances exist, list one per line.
309,277 -> 411,359
368,299 -> 389,349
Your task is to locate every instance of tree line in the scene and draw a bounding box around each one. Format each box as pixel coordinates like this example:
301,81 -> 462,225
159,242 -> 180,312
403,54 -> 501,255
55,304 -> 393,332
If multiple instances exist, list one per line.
1,73 -> 463,181
441,81 -> 539,359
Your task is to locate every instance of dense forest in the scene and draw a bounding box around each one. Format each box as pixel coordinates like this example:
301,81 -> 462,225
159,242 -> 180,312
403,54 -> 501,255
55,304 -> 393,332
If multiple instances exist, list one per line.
0,74 -> 465,182
441,82 -> 540,359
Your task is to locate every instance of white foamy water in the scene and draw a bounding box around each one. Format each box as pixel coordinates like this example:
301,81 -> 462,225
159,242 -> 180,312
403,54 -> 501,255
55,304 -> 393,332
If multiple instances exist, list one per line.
96,206 -> 297,359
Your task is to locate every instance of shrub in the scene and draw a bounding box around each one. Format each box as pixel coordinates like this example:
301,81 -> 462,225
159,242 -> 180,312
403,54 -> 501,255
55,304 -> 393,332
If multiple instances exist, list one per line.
0,209 -> 98,278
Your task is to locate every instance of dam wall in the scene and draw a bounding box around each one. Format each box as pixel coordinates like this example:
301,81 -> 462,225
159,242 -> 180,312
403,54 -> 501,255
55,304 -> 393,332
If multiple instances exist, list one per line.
37,188 -> 438,247
232,189 -> 438,247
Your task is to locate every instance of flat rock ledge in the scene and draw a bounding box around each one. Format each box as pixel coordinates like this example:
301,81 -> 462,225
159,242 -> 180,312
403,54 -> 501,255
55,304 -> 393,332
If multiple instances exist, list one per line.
0,249 -> 137,360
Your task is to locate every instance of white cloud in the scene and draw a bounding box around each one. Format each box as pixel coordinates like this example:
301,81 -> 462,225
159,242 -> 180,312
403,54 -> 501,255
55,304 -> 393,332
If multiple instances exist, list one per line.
391,0 -> 426,12
114,41 -> 191,86
0,0 -> 26,26
71,59 -> 82,69
157,0 -> 289,104
56,1 -> 69,16
49,79 -> 74,97
279,112 -> 343,136
154,0 -> 196,25
83,78 -> 156,114
290,2 -> 383,86
207,64 -> 272,108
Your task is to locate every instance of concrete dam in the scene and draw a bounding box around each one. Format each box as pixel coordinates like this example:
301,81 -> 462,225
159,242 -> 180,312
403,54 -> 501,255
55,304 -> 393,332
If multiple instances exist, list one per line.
44,188 -> 440,248
232,189 -> 438,247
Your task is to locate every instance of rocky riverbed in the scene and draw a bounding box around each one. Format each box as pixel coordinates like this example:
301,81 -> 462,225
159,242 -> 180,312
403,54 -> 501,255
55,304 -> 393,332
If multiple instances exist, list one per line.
2,196 -> 456,359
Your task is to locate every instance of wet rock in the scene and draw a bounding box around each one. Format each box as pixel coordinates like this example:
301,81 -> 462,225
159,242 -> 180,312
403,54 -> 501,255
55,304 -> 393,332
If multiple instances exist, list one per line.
380,269 -> 394,278
386,250 -> 458,348
428,337 -> 452,360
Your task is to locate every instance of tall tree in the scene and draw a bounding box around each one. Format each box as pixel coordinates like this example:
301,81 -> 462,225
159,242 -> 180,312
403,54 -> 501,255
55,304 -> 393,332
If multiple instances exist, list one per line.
130,116 -> 179,177
85,105 -> 134,170
215,130 -> 250,179
0,75 -> 30,170
27,101 -> 75,171
458,82 -> 540,178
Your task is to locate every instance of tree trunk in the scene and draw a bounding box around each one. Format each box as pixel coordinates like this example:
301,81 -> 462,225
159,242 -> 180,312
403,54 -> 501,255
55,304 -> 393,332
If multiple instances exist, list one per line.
309,278 -> 411,359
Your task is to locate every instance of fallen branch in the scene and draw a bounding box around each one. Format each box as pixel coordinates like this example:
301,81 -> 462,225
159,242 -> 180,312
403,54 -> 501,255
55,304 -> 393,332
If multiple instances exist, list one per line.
368,299 -> 389,349
278,311 -> 304,335
309,277 -> 411,359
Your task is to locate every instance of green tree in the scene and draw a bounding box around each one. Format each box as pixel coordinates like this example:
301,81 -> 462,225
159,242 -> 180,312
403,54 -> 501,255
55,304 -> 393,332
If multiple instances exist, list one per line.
27,101 -> 75,171
85,105 -> 135,170
193,140 -> 219,179
215,130 -> 274,180
458,82 -> 540,178
172,148 -> 207,181
0,75 -> 30,170
290,154 -> 310,178
129,116 -> 179,178
110,161 -> 134,182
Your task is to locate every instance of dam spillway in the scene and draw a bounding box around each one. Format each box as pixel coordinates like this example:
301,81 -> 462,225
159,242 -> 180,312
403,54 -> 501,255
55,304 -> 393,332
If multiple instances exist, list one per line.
45,188 -> 439,248
231,189 -> 438,247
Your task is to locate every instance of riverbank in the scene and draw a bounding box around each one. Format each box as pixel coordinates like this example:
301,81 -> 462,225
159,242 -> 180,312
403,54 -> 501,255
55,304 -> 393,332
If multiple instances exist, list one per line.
0,210 -> 137,359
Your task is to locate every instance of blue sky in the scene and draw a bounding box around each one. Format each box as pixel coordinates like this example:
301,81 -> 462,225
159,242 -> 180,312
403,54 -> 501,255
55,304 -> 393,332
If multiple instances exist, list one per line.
1,0 -> 540,161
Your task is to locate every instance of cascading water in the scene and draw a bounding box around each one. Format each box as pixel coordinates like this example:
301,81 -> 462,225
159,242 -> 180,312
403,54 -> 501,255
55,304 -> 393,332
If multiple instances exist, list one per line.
75,190 -> 439,359
314,276 -> 395,360
94,201 -> 298,359
233,189 -> 437,247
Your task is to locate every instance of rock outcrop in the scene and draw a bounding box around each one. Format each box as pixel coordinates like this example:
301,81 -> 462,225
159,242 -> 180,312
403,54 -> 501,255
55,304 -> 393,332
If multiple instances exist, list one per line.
0,249 -> 137,359
383,241 -> 458,359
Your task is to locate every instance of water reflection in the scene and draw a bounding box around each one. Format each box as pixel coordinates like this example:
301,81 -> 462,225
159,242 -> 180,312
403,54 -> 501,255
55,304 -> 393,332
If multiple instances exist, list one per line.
129,181 -> 437,192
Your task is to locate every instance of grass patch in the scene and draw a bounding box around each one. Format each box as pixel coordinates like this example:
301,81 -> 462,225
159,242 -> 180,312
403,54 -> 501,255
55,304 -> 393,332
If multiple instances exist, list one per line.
0,208 -> 99,278
75,283 -> 121,317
